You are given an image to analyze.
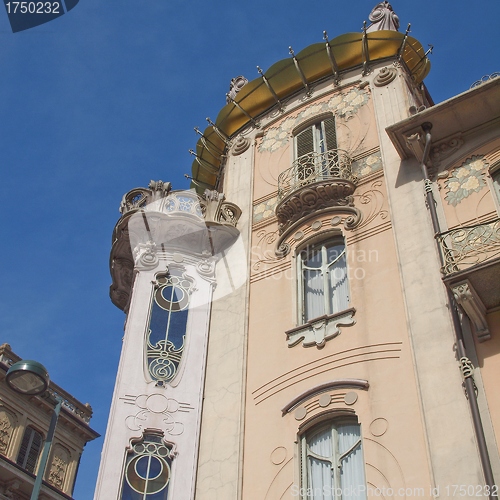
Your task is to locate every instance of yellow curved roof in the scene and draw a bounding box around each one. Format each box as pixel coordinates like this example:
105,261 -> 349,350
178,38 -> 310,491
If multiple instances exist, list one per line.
191,30 -> 430,191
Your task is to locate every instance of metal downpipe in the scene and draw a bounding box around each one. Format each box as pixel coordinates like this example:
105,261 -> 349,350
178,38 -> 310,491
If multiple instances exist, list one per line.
419,122 -> 496,496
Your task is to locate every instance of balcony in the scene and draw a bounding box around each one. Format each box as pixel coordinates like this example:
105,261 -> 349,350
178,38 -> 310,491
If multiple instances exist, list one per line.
437,218 -> 500,340
109,182 -> 242,311
275,149 -> 357,234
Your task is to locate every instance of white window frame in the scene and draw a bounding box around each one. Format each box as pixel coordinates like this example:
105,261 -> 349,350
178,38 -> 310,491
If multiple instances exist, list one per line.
300,419 -> 366,500
297,237 -> 350,324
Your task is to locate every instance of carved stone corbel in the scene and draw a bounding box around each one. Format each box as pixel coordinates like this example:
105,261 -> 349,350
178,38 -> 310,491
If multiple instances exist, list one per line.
134,241 -> 159,270
452,280 -> 490,342
286,308 -> 356,348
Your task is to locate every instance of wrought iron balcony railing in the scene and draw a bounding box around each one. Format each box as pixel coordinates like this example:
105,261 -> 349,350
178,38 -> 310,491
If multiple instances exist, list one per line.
437,218 -> 500,276
277,149 -> 356,201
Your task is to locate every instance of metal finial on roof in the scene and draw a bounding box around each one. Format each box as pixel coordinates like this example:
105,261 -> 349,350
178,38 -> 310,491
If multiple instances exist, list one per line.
366,1 -> 400,32
226,76 -> 248,104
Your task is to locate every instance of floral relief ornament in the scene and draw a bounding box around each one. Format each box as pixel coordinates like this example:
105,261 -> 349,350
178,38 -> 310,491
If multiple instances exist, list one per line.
258,87 -> 370,153
444,156 -> 488,206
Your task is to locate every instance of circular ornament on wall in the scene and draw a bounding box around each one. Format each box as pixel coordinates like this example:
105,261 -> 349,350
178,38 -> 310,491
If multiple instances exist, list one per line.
369,417 -> 389,437
374,67 -> 398,87
344,392 -> 358,405
318,394 -> 331,407
294,407 -> 307,421
270,446 -> 287,465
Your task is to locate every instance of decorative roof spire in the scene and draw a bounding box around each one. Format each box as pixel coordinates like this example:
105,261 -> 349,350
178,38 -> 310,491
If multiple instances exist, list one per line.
366,1 -> 400,32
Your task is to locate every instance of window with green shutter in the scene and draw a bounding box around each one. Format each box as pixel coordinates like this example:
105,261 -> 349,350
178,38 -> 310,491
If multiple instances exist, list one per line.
294,117 -> 338,182
17,426 -> 43,474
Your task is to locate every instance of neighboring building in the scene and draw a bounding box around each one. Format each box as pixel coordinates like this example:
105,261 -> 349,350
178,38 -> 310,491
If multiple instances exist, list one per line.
0,344 -> 99,499
95,2 -> 500,499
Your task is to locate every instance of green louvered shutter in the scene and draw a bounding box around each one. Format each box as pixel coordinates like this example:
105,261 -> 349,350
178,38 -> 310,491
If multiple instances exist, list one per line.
322,117 -> 337,151
295,127 -> 315,158
17,426 -> 43,473
295,127 -> 315,181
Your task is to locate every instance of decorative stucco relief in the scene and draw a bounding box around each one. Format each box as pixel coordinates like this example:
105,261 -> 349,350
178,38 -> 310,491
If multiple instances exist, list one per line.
121,393 -> 194,436
352,179 -> 389,231
291,390 -> 357,421
364,438 -> 407,497
0,408 -> 16,455
258,87 -> 370,153
47,445 -> 70,491
444,156 -> 488,206
253,195 -> 278,223
252,228 -> 285,272
430,135 -> 464,169
351,150 -> 383,177
253,342 -> 402,405
286,308 -> 356,348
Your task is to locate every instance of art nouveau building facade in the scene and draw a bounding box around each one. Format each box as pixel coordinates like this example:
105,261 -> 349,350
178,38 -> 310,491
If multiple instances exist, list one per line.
95,3 -> 500,499
0,344 -> 99,499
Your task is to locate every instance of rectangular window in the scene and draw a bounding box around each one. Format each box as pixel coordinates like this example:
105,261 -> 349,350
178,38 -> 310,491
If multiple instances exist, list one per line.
299,239 -> 349,323
301,421 -> 366,499
17,426 -> 43,474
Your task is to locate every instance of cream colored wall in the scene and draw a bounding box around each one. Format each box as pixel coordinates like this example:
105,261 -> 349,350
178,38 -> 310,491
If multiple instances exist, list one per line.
435,138 -> 500,229
241,70 -> 435,498
434,137 -> 500,472
372,64 -> 485,491
197,61 -> 498,499
476,310 -> 500,455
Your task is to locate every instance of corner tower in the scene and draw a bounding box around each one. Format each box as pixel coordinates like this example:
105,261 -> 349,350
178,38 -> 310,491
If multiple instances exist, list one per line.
94,183 -> 242,499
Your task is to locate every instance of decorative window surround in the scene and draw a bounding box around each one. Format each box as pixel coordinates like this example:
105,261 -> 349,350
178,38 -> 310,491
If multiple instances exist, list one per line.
452,280 -> 490,342
286,307 -> 356,348
281,379 -> 369,415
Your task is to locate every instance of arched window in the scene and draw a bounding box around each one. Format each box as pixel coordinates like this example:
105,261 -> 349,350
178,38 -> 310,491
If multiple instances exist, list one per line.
16,426 -> 43,474
299,239 -> 349,323
301,420 -> 366,499
121,433 -> 173,500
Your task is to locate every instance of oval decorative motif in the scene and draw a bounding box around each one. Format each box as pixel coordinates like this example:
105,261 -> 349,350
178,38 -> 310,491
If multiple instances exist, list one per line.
270,447 -> 287,465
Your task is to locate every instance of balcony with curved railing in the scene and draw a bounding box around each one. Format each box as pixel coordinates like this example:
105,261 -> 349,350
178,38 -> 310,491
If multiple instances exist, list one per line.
275,149 -> 357,234
437,218 -> 500,310
277,149 -> 356,200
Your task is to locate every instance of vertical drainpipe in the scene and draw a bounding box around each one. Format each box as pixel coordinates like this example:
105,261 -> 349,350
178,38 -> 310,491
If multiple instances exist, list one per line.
418,122 -> 496,496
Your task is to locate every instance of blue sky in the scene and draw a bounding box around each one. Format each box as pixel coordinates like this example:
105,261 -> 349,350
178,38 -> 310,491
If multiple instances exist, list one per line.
0,1 -> 498,498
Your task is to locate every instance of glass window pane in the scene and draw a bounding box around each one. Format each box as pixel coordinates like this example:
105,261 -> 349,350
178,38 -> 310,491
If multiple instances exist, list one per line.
304,269 -> 325,321
305,422 -> 366,500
